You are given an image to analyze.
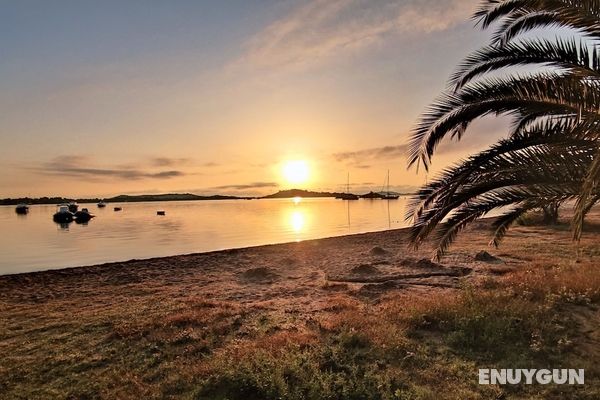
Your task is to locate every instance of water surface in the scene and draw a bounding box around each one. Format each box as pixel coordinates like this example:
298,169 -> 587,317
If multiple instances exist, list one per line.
0,197 -> 410,274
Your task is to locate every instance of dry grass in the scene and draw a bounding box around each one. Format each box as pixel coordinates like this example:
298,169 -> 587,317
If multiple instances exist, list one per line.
1,212 -> 600,399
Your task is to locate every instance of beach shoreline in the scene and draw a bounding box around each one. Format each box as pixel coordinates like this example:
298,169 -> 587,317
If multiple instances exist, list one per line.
1,211 -> 599,398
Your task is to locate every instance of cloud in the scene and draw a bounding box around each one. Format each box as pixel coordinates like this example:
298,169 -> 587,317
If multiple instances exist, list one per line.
150,157 -> 190,167
234,0 -> 476,71
211,182 -> 279,191
149,158 -> 218,168
36,156 -> 185,180
333,144 -> 408,164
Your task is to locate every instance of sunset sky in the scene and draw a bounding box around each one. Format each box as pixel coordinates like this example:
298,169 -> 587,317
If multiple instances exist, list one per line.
0,0 -> 509,198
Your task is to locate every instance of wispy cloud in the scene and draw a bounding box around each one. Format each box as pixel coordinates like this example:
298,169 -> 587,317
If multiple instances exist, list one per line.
211,182 -> 279,191
333,144 -> 408,164
35,156 -> 185,181
234,0 -> 476,71
150,157 -> 190,167
211,182 -> 279,190
150,157 -> 219,168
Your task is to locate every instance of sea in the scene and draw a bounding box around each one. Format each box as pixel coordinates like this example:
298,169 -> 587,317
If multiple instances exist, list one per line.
0,197 -> 411,274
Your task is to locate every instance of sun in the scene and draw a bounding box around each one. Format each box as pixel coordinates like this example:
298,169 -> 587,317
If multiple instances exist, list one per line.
282,160 -> 310,185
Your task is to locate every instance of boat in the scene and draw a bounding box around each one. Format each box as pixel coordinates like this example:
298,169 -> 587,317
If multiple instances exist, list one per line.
157,210 -> 166,216
15,203 -> 29,214
335,172 -> 359,200
53,205 -> 74,223
337,193 -> 359,200
67,202 -> 79,213
114,207 -> 122,212
74,208 -> 95,223
97,201 -> 107,208
380,170 -> 400,200
360,191 -> 384,199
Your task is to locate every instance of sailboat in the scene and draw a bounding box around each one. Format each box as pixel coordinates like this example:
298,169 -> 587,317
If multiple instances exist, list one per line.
380,170 -> 399,200
335,172 -> 359,200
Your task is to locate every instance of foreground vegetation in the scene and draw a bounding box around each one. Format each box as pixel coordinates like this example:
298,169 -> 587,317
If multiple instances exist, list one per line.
1,216 -> 599,399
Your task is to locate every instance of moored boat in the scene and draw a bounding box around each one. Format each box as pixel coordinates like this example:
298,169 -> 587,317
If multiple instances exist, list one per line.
67,202 -> 79,213
114,207 -> 122,212
15,203 -> 29,214
335,172 -> 360,201
97,201 -> 107,208
379,170 -> 400,200
53,205 -> 74,223
74,208 -> 95,223
157,210 -> 166,216
336,193 -> 359,200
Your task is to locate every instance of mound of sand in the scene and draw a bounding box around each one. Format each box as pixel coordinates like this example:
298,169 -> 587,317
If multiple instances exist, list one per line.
350,264 -> 380,275
241,267 -> 279,282
399,258 -> 444,270
475,251 -> 502,263
369,246 -> 389,256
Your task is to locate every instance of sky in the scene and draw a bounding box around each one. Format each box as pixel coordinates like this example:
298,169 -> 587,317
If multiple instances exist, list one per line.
0,0 -> 510,198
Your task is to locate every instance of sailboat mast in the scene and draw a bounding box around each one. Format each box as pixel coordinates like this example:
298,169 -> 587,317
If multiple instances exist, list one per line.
347,172 -> 350,194
387,169 -> 390,194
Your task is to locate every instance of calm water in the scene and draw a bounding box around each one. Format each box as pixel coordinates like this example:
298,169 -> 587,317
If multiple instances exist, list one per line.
0,197 -> 410,275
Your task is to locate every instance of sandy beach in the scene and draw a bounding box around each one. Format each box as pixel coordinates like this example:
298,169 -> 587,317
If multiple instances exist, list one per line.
0,218 -> 565,313
1,210 -> 600,399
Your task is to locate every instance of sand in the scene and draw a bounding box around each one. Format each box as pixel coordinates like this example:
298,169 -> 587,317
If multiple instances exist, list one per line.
1,209 -> 600,398
1,211 -> 597,313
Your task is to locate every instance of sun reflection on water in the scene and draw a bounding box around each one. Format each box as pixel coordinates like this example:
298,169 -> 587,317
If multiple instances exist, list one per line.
290,210 -> 305,233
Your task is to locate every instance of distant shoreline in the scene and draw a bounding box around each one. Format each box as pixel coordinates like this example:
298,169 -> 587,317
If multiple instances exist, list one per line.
0,189 -> 414,206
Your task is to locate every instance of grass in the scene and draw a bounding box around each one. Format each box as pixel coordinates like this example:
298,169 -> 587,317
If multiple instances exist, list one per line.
1,222 -> 600,399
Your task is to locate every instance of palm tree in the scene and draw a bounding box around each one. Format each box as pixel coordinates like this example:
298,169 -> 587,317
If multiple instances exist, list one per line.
407,0 -> 600,258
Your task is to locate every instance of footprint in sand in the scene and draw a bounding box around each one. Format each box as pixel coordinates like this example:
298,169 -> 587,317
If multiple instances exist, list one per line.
350,264 -> 380,275
369,246 -> 389,257
240,267 -> 280,283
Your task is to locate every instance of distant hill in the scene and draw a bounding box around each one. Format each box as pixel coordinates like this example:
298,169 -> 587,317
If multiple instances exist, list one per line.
0,197 -> 97,206
261,189 -> 346,199
1,189 -> 412,206
106,193 -> 246,202
0,193 -> 248,206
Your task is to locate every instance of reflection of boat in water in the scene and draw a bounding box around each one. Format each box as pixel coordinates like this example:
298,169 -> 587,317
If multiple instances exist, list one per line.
67,202 -> 79,212
335,172 -> 359,201
74,208 -> 95,223
53,205 -> 75,223
97,201 -> 107,208
15,203 -> 29,214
